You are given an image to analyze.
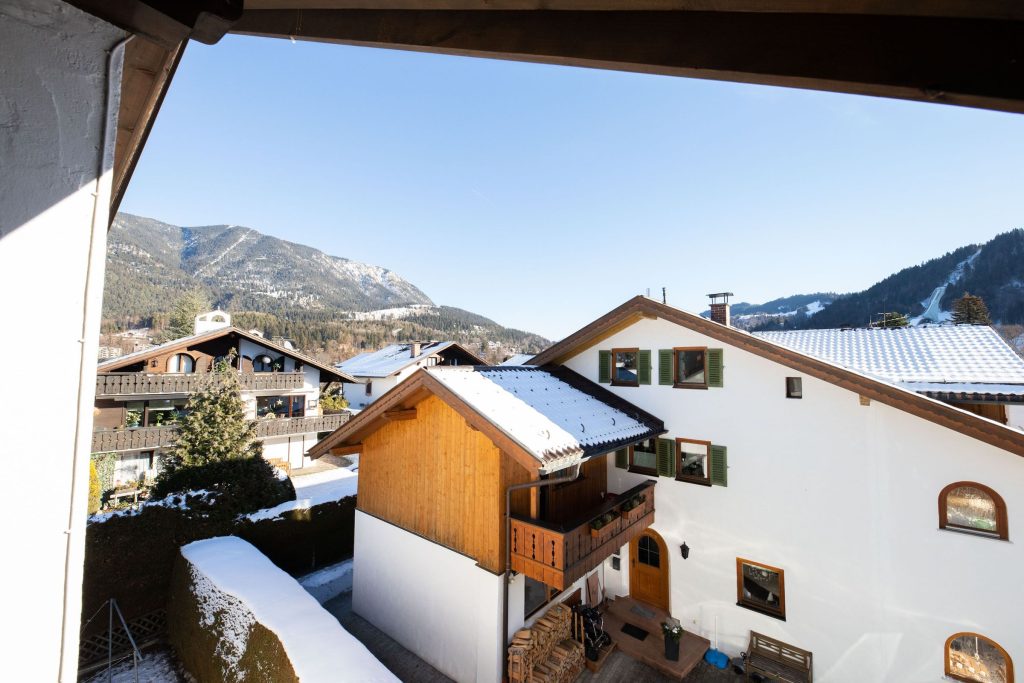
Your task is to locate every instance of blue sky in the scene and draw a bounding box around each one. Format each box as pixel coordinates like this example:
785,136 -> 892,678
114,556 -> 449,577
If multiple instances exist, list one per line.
122,35 -> 1024,340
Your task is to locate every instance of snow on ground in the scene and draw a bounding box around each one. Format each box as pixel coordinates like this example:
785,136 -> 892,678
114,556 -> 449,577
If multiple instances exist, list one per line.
246,467 -> 358,522
343,305 -> 436,321
181,537 -> 398,682
83,648 -> 184,683
299,558 -> 353,604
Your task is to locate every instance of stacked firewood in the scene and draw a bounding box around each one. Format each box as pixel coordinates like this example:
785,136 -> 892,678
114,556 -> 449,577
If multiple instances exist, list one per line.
508,603 -> 585,683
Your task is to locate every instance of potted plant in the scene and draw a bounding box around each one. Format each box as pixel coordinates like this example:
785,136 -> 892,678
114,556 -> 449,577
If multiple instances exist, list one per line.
662,620 -> 683,661
619,494 -> 647,525
589,511 -> 619,541
125,410 -> 142,429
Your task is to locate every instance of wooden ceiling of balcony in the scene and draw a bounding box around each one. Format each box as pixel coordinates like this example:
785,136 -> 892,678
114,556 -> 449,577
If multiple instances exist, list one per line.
94,0 -> 1024,218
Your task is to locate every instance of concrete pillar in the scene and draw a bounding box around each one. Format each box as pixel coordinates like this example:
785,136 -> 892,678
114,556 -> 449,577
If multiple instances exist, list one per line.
0,1 -> 125,679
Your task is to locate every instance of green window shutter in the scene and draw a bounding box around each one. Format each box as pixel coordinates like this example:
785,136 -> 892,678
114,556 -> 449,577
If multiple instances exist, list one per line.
658,349 -> 673,385
598,350 -> 611,383
656,438 -> 676,477
615,448 -> 628,469
638,350 -> 652,385
707,348 -> 724,388
710,445 -> 728,486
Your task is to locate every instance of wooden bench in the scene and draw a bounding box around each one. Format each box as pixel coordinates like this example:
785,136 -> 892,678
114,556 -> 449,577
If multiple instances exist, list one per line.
746,631 -> 812,682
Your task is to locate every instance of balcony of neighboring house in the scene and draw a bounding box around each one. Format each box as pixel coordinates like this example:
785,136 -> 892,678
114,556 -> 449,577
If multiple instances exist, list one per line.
254,412 -> 349,438
510,479 -> 656,591
91,425 -> 179,453
94,371 -> 306,397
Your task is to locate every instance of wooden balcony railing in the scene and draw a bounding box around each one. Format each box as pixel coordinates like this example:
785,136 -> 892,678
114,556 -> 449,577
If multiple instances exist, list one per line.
91,426 -> 179,453
510,480 -> 656,591
92,413 -> 349,453
95,371 -> 305,397
254,412 -> 349,438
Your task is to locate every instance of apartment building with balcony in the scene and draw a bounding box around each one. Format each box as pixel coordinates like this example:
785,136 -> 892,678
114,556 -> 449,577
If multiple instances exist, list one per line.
93,312 -> 355,484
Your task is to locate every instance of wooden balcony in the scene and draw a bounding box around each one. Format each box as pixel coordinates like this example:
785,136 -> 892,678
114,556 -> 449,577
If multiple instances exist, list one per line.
95,371 -> 305,397
510,480 -> 656,591
254,412 -> 350,438
92,413 -> 349,452
91,426 -> 178,453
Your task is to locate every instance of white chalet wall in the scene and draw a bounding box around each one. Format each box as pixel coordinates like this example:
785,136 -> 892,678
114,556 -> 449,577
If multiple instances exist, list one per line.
0,2 -> 125,679
562,316 -> 1024,682
353,512 -> 503,683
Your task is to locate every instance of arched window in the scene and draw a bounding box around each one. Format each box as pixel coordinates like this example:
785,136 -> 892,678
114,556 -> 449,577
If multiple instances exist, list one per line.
946,633 -> 1013,683
253,355 -> 274,372
167,353 -> 194,374
939,482 -> 1008,540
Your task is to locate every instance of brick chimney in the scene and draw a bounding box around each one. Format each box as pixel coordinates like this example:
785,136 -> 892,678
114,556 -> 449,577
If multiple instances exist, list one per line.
707,292 -> 733,326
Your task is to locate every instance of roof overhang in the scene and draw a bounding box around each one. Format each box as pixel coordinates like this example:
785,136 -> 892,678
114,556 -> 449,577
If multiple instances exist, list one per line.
98,326 -> 358,383
309,366 -> 663,473
530,296 -> 1024,459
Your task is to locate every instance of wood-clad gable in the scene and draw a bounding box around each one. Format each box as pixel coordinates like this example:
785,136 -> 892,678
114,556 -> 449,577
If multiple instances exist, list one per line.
357,394 -> 533,573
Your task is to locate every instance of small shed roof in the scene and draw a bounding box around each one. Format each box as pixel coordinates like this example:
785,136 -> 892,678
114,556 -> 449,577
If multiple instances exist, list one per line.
310,365 -> 664,473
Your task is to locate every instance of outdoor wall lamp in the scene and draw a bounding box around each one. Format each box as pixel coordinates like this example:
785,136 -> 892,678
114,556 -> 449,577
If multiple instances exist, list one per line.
680,542 -> 690,559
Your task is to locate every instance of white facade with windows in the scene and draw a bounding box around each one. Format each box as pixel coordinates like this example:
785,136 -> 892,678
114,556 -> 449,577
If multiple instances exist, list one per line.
556,311 -> 1023,682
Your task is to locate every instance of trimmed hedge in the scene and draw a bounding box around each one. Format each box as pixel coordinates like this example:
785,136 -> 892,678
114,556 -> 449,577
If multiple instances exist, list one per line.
168,555 -> 298,683
81,496 -> 356,639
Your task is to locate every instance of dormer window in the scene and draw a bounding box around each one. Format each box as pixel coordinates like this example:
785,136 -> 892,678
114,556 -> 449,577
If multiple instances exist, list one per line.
167,353 -> 194,373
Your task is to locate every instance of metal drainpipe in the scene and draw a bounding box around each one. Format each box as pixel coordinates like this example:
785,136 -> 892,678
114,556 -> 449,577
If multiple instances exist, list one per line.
501,460 -> 582,680
58,33 -> 133,683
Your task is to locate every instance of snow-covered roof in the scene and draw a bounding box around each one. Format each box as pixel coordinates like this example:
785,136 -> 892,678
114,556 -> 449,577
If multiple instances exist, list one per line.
180,536 -> 398,682
752,326 -> 1024,386
97,326 -> 354,382
499,354 -> 534,366
427,366 -> 663,472
336,341 -> 481,378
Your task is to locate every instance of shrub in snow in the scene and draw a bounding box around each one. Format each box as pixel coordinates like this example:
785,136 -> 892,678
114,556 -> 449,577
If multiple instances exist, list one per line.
151,456 -> 295,517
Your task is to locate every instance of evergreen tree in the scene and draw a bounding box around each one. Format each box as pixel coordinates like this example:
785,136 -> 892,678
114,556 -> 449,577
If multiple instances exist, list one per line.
158,359 -> 261,478
164,288 -> 213,340
952,293 -> 992,325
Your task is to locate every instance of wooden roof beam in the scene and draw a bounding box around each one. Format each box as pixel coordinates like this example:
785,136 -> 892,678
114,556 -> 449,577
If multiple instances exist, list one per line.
233,9 -> 1024,114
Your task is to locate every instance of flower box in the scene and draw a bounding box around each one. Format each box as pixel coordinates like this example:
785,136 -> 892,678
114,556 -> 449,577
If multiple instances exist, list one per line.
590,512 -> 620,541
621,503 -> 647,526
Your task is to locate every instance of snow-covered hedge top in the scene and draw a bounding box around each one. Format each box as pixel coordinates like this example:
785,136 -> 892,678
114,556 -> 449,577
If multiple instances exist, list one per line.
246,468 -> 357,522
180,536 -> 398,682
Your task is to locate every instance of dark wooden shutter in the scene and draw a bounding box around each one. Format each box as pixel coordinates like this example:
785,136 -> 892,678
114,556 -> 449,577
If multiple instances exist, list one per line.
658,349 -> 673,385
638,350 -> 652,385
710,445 -> 727,486
656,438 -> 676,477
615,448 -> 628,469
707,348 -> 724,387
598,350 -> 611,383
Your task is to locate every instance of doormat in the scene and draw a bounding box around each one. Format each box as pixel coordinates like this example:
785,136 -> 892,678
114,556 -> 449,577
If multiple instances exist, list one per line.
621,623 -> 649,641
630,603 -> 657,620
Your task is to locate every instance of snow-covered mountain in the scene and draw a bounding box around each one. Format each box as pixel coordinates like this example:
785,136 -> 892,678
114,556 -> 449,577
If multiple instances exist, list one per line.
102,213 -> 550,356
717,228 -> 1024,330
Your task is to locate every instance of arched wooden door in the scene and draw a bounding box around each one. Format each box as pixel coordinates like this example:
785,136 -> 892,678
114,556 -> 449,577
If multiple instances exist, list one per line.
629,529 -> 670,612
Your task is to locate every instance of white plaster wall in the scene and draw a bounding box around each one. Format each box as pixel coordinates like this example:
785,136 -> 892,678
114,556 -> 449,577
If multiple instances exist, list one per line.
0,2 -> 125,679
348,374 -> 400,409
354,512 -> 504,683
562,316 -> 1024,682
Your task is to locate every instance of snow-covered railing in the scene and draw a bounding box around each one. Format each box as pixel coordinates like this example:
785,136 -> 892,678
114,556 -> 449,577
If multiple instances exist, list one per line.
171,537 -> 397,683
